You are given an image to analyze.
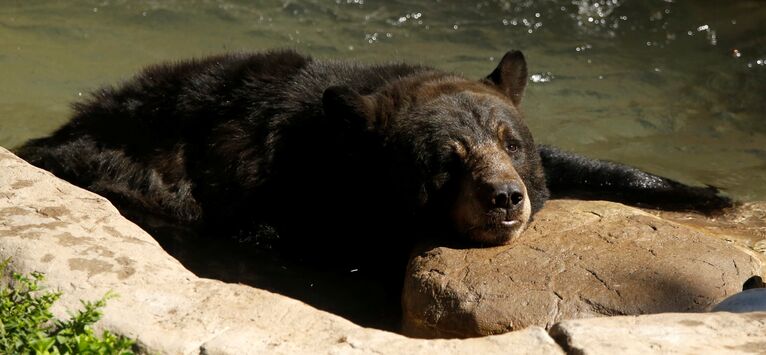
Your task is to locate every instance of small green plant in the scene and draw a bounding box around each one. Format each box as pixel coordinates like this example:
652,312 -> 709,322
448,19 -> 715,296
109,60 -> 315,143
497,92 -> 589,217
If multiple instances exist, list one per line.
0,259 -> 135,354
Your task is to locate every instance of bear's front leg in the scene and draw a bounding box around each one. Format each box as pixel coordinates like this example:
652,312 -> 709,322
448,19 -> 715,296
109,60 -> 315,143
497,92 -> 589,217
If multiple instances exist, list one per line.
538,145 -> 732,213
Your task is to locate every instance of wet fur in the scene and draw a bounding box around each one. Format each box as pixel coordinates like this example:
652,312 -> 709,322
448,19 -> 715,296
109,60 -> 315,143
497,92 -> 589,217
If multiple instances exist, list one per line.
539,145 -> 731,213
15,50 -> 731,254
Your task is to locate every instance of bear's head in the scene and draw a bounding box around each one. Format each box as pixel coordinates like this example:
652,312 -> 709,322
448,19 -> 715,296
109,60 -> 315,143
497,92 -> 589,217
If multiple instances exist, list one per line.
323,51 -> 549,245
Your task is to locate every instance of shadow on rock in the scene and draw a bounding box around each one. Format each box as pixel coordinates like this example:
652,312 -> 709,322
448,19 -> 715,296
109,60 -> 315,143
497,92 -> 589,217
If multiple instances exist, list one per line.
401,200 -> 766,338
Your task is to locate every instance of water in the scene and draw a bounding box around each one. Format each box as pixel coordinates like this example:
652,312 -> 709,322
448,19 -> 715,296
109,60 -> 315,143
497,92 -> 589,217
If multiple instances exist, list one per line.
2,0 -> 765,332
2,1 -> 765,200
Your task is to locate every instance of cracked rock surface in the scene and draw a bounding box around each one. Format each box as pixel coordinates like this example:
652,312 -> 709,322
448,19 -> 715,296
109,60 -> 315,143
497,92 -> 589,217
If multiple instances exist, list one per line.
0,146 -> 565,353
402,200 -> 766,338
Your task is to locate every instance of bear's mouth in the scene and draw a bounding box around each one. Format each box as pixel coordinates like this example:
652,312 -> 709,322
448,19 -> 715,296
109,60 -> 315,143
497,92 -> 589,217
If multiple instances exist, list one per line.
465,209 -> 527,245
487,216 -> 523,233
500,220 -> 520,227
488,207 -> 522,226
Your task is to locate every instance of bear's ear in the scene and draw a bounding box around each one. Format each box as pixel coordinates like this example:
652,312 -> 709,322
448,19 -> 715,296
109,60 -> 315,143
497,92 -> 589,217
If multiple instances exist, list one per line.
322,86 -> 376,130
485,50 -> 528,106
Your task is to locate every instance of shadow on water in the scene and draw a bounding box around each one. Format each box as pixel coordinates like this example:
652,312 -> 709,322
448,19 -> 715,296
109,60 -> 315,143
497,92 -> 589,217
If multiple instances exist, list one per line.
129,212 -> 406,332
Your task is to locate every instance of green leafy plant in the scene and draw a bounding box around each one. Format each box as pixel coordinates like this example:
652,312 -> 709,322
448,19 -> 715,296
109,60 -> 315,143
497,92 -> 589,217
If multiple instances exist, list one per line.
0,259 -> 135,354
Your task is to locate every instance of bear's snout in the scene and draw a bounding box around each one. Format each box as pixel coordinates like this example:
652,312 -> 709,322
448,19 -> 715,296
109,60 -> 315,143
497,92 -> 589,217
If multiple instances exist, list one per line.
487,181 -> 525,212
452,174 -> 532,245
480,179 -> 530,233
446,142 -> 535,245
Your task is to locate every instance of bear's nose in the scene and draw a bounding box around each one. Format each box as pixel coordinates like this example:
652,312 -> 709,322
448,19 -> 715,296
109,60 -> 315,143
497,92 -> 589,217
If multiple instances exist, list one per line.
491,183 -> 524,210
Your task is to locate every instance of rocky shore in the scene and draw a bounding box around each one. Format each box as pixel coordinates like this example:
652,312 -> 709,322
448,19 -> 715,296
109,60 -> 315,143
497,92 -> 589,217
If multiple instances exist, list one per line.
1,146 -> 764,354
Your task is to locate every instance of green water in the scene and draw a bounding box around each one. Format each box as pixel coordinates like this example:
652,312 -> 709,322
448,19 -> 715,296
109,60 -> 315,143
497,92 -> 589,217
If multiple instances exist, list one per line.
1,1 -> 765,199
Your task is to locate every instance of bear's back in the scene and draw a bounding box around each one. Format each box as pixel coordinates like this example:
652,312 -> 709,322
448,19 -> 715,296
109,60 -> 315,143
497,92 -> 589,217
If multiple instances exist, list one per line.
14,51 -> 436,226
61,50 -> 429,135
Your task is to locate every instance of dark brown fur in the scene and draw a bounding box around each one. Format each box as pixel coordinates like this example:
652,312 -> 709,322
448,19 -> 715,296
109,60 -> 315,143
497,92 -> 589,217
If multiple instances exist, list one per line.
15,49 -> 730,261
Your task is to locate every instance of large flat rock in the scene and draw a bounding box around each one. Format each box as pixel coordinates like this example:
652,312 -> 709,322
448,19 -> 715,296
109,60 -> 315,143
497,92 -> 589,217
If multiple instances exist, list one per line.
403,199 -> 765,338
0,145 -> 564,354
550,311 -> 766,355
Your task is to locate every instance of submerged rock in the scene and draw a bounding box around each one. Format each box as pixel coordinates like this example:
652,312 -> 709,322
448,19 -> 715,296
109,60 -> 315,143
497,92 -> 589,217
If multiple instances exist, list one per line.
402,199 -> 765,338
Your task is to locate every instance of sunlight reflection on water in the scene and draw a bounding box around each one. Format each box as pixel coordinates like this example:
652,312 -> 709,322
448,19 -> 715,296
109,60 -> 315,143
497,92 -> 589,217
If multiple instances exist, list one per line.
0,0 -> 764,200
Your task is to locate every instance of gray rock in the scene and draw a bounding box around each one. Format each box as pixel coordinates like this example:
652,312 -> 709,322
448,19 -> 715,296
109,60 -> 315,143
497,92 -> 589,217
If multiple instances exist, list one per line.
713,288 -> 766,313
0,145 -> 565,354
549,311 -> 766,355
403,199 -> 765,338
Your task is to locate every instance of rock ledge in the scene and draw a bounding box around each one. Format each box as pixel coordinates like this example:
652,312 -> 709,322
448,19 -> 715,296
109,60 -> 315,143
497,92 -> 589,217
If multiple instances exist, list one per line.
1,146 -> 764,354
403,199 -> 764,338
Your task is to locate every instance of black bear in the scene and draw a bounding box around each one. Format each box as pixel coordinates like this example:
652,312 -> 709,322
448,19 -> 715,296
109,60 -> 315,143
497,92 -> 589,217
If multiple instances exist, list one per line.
16,49 -> 731,251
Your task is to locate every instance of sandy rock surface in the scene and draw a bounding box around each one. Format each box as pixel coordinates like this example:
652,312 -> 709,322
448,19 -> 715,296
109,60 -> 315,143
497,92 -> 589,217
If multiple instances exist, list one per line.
550,311 -> 766,355
403,200 -> 765,338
